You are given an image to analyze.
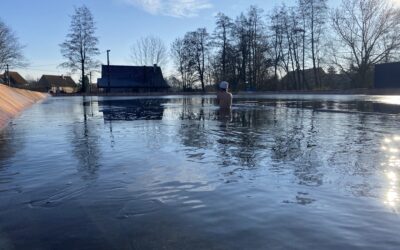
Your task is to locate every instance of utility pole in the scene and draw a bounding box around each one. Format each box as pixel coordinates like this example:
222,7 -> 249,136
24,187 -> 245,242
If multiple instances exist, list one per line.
6,64 -> 10,87
107,50 -> 111,93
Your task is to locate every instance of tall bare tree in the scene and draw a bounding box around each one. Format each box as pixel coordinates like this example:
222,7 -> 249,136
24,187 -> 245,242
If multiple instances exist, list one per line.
130,35 -> 167,68
60,5 -> 100,93
332,0 -> 400,87
185,28 -> 210,92
171,38 -> 196,90
233,13 -> 251,89
213,13 -> 234,81
269,6 -> 285,83
0,19 -> 25,71
247,6 -> 269,90
299,0 -> 328,88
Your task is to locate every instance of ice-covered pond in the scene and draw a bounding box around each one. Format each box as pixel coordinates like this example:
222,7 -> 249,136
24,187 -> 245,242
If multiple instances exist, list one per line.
1,94 -> 400,249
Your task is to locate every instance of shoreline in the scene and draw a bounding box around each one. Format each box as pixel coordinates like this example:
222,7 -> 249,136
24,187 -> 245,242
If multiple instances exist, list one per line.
0,84 -> 47,130
51,88 -> 400,97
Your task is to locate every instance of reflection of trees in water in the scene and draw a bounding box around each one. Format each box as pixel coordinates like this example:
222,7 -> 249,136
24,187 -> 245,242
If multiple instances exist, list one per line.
174,99 -> 323,192
218,109 -> 272,168
177,98 -> 272,169
178,98 -> 211,150
269,108 -> 324,187
175,98 -> 325,188
70,97 -> 101,180
0,129 -> 20,162
178,97 -> 215,121
326,113 -> 384,197
0,128 -> 24,187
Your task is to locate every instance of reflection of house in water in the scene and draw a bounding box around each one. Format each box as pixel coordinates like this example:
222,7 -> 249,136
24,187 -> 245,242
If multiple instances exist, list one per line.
99,99 -> 167,121
97,65 -> 170,93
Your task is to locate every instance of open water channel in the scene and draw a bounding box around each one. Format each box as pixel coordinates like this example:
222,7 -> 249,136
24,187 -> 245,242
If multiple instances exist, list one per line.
0,94 -> 400,249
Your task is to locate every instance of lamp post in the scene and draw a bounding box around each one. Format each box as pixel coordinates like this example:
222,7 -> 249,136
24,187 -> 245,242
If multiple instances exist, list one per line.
107,50 -> 111,93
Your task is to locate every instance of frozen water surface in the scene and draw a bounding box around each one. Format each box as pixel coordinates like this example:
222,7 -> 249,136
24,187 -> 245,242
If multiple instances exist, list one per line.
0,94 -> 400,249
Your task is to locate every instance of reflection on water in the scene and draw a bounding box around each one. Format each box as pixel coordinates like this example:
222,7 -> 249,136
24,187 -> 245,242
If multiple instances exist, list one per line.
1,95 -> 400,249
375,96 -> 400,105
99,98 -> 167,121
381,135 -> 400,211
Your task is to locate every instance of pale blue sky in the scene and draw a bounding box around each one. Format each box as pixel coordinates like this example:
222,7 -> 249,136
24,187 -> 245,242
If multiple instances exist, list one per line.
1,0 -> 346,80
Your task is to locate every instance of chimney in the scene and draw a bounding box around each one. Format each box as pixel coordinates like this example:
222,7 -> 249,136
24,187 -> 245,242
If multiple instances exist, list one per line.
153,64 -> 157,73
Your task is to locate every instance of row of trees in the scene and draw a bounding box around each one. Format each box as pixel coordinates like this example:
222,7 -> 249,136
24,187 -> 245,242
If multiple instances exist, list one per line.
170,0 -> 400,91
2,0 -> 400,92
0,6 -> 99,93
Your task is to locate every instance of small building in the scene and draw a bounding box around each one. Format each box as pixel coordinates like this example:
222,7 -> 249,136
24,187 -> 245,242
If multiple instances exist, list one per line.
374,62 -> 400,89
97,64 -> 170,92
0,71 -> 28,88
38,75 -> 78,93
281,68 -> 326,90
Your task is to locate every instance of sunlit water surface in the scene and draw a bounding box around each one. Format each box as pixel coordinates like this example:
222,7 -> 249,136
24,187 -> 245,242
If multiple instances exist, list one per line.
1,95 -> 400,249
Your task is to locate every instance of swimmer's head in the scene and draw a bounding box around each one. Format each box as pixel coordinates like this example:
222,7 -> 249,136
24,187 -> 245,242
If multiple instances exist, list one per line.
219,81 -> 229,90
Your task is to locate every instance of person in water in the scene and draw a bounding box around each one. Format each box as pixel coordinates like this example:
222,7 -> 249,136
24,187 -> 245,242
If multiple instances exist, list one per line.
216,81 -> 232,110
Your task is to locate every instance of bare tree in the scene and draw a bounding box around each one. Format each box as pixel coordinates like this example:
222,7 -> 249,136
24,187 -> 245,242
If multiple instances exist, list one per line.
170,38 -> 196,90
130,35 -> 167,68
60,5 -> 100,93
299,0 -> 328,88
184,28 -> 210,92
213,13 -> 234,81
269,6 -> 285,82
195,28 -> 210,92
233,13 -> 251,89
0,19 -> 25,70
247,6 -> 270,90
332,0 -> 400,87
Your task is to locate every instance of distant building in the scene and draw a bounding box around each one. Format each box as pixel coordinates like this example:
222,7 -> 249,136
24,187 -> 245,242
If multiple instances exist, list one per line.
281,68 -> 326,90
374,62 -> 400,89
280,67 -> 353,90
0,71 -> 28,88
97,64 -> 170,92
38,75 -> 78,93
324,72 -> 352,90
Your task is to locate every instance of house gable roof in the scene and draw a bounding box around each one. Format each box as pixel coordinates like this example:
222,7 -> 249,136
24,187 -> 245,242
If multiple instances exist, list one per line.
0,71 -> 28,85
39,75 -> 77,88
97,65 -> 170,89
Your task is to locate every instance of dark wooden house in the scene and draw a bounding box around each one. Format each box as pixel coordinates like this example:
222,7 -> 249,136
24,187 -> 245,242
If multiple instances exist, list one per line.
0,71 -> 28,88
97,65 -> 170,92
374,62 -> 400,89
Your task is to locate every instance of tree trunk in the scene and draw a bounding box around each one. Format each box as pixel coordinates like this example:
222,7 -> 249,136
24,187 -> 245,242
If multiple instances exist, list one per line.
81,59 -> 85,93
311,3 -> 319,89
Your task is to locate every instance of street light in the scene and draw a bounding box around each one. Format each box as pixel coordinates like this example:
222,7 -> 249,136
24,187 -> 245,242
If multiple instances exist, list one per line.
107,50 -> 111,93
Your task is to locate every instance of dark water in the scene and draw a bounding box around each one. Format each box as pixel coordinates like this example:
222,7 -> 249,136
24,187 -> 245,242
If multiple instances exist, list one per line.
1,94 -> 400,249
